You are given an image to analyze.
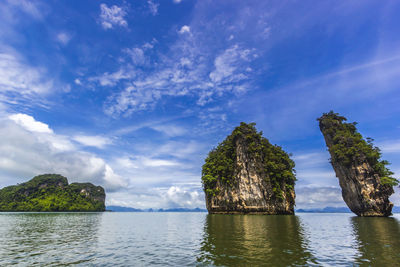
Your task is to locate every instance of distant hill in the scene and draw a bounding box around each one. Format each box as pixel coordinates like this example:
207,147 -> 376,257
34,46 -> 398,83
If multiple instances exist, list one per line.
107,206 -> 143,212
0,174 -> 105,212
296,207 -> 351,213
107,206 -> 207,212
297,206 -> 400,213
108,205 -> 400,214
157,208 -> 207,212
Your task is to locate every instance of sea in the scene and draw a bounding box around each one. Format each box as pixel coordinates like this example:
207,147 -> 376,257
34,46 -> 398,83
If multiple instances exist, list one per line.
0,212 -> 399,266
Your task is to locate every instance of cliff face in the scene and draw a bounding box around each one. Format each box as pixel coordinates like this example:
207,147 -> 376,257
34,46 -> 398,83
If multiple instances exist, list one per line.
202,123 -> 296,214
318,111 -> 396,217
0,174 -> 106,212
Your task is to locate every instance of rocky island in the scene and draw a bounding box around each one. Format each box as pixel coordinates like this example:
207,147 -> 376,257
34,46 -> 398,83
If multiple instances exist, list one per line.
318,111 -> 398,217
0,174 -> 106,212
202,122 -> 296,214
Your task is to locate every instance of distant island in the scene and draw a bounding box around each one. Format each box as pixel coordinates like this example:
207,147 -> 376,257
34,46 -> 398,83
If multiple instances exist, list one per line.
108,206 -> 400,213
296,207 -> 352,213
0,174 -> 106,212
107,206 -> 207,212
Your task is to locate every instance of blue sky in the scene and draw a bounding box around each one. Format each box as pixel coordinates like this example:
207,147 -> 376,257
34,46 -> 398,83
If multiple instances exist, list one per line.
1,0 -> 400,209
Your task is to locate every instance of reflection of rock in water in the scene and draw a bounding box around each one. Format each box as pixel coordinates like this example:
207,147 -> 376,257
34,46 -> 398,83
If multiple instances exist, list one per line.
351,217 -> 400,266
198,214 -> 316,266
0,213 -> 102,265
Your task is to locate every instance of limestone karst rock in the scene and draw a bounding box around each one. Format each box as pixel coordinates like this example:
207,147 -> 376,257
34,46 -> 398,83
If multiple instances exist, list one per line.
202,122 -> 296,214
318,111 -> 398,217
0,174 -> 106,212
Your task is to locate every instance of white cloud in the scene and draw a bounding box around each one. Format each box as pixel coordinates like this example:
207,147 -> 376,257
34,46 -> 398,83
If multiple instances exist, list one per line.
114,155 -> 180,169
157,141 -> 203,159
109,137 -> 203,189
292,151 -> 338,187
73,135 -> 112,149
3,0 -> 43,20
9,113 -> 53,133
180,57 -> 192,67
56,32 -> 71,45
124,47 -> 146,65
178,25 -> 190,34
173,0 -> 182,3
74,78 -> 82,85
102,44 -> 256,116
142,158 -> 179,167
105,183 -> 205,209
163,186 -> 204,208
0,52 -> 53,104
296,186 -> 344,209
209,45 -> 252,83
151,124 -> 187,137
142,42 -> 154,49
89,67 -> 135,86
0,114 -> 127,191
99,3 -> 128,30
147,0 -> 159,16
292,152 -> 330,167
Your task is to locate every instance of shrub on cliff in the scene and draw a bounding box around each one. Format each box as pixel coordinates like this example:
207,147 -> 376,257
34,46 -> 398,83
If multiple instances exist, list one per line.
318,111 -> 398,187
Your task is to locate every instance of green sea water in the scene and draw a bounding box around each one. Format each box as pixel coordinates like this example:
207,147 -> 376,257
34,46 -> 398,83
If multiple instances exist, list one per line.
0,212 -> 399,266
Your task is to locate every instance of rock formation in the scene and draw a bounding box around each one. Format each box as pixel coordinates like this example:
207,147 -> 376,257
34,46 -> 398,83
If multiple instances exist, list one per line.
318,111 -> 398,217
0,174 -> 106,212
202,122 -> 296,214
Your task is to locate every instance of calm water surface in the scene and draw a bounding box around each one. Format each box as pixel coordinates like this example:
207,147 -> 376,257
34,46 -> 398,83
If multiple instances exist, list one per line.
0,212 -> 399,266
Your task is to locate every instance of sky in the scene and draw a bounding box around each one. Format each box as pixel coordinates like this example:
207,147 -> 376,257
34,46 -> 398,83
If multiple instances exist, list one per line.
1,0 -> 400,209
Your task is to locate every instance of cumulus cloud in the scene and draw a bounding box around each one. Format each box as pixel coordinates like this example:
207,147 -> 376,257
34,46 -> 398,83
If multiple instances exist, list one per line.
9,113 -> 53,133
178,25 -> 190,34
106,184 -> 205,209
99,3 -> 128,30
163,186 -> 204,208
0,114 -> 127,191
296,186 -> 344,209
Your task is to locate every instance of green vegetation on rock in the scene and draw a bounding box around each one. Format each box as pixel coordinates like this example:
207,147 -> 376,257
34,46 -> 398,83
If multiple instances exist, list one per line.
202,122 -> 296,198
318,111 -> 399,187
0,174 -> 106,212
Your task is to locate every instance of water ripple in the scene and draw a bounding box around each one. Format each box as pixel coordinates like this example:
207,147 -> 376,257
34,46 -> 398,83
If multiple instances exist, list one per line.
0,212 -> 399,266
